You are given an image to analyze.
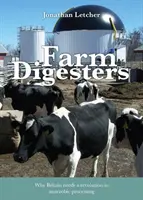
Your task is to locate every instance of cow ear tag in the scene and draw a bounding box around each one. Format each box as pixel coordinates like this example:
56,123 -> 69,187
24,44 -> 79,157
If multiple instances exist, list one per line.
123,121 -> 128,129
43,130 -> 50,135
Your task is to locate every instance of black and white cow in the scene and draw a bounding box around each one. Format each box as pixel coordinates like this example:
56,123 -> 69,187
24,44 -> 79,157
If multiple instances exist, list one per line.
113,107 -> 143,177
11,98 -> 116,177
4,80 -> 64,116
26,80 -> 51,86
74,78 -> 99,104
0,87 -> 5,110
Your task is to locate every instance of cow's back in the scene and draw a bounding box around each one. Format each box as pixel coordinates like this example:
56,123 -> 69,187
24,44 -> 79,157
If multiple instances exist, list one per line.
40,100 -> 116,159
67,102 -> 115,158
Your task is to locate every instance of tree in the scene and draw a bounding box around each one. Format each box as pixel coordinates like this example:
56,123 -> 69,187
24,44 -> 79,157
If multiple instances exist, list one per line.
45,35 -> 54,53
126,27 -> 143,61
4,44 -> 19,56
45,35 -> 54,46
139,27 -> 143,42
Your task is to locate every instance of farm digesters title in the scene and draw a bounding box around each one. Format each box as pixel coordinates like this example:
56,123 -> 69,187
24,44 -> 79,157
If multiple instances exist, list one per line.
12,46 -> 129,85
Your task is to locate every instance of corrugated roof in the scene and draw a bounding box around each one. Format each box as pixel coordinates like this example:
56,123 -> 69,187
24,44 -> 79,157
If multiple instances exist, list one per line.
134,45 -> 143,52
0,44 -> 8,53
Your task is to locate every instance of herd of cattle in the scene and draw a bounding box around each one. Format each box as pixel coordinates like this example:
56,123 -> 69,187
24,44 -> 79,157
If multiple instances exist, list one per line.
0,78 -> 143,177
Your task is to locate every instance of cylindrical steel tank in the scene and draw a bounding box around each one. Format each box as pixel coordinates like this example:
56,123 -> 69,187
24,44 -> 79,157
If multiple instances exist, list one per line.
19,26 -> 45,63
54,30 -> 122,64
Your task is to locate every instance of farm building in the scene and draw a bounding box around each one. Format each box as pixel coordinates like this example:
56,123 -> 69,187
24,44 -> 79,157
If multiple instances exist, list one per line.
0,44 -> 8,67
134,45 -> 143,61
18,26 -> 45,63
53,5 -> 127,65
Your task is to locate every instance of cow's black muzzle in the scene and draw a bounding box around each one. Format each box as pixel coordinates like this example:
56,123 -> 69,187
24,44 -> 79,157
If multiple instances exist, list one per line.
13,153 -> 28,163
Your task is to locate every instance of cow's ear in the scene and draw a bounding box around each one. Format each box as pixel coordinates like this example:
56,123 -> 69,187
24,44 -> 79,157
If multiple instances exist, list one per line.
11,121 -> 21,130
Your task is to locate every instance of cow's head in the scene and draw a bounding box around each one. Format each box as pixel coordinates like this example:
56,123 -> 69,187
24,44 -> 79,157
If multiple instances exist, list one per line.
113,113 -> 143,151
11,114 -> 54,163
74,78 -> 87,85
11,115 -> 42,163
11,99 -> 37,115
4,80 -> 19,97
113,114 -> 131,149
47,87 -> 64,108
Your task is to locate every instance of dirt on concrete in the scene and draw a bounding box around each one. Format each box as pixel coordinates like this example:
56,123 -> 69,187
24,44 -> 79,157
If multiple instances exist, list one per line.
0,79 -> 143,177
100,82 -> 143,99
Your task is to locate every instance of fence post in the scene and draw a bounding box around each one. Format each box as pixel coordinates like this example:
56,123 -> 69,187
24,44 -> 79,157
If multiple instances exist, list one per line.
128,68 -> 131,83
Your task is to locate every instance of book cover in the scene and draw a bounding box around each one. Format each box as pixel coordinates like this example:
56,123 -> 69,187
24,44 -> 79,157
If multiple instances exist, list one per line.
0,0 -> 143,199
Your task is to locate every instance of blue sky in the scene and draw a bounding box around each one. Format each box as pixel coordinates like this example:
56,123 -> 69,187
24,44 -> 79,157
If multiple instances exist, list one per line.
0,0 -> 143,47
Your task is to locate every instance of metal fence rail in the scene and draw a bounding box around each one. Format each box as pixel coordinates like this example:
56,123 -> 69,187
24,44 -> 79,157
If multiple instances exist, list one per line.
0,61 -> 143,86
0,63 -> 57,86
125,61 -> 143,69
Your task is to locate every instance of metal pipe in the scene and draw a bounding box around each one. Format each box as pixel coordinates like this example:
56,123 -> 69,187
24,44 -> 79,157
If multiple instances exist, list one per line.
109,17 -> 117,41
